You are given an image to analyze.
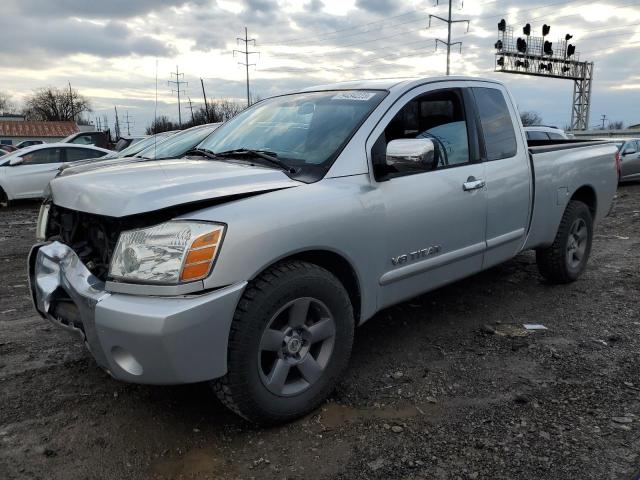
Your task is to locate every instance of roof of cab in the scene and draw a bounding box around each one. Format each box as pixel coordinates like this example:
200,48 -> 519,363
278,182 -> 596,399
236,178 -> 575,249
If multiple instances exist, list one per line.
301,76 -> 504,92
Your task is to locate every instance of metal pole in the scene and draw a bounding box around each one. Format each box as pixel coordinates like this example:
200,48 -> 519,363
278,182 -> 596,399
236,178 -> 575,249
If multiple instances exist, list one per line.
176,66 -> 182,127
201,78 -> 210,121
446,0 -> 452,76
245,27 -> 250,107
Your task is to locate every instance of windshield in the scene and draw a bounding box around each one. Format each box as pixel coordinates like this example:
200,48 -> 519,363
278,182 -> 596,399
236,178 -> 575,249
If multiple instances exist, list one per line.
137,124 -> 220,160
198,90 -> 386,175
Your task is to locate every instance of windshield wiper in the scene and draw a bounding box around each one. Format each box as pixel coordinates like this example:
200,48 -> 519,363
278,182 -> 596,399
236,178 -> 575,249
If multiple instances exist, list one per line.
213,148 -> 296,173
185,148 -> 218,160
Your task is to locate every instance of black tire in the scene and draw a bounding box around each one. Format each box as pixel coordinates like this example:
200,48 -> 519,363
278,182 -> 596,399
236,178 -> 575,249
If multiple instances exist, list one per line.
0,187 -> 10,208
536,200 -> 593,284
212,260 -> 354,424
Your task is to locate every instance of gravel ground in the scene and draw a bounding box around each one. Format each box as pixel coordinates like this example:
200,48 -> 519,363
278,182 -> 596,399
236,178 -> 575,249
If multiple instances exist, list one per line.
1,185 -> 639,480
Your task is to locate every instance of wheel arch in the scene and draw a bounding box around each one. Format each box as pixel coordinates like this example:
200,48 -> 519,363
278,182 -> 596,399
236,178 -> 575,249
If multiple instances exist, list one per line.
570,184 -> 597,218
252,249 -> 363,324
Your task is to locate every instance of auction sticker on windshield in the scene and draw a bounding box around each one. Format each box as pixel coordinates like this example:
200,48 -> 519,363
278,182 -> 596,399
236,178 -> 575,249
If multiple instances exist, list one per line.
332,91 -> 377,101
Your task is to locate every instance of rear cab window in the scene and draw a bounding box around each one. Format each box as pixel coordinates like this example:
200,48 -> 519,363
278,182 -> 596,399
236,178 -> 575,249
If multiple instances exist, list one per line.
472,87 -> 518,160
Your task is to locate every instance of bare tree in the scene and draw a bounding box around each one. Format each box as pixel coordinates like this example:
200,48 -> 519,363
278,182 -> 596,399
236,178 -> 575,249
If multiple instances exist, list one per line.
22,87 -> 91,121
608,121 -> 624,130
520,111 -> 543,126
0,91 -> 15,113
146,115 -> 180,135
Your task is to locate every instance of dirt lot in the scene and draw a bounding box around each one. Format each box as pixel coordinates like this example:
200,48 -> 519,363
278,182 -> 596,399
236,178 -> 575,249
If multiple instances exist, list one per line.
1,185 -> 639,480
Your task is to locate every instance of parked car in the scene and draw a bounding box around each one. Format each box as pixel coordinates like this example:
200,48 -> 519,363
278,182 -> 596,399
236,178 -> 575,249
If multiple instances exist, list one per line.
29,77 -> 617,424
15,140 -> 44,149
524,126 -> 569,141
58,124 -> 221,178
136,123 -> 221,160
0,143 -> 110,205
114,135 -> 146,151
58,131 -> 178,173
0,144 -> 19,154
60,123 -> 221,175
61,131 -> 112,149
611,138 -> 640,182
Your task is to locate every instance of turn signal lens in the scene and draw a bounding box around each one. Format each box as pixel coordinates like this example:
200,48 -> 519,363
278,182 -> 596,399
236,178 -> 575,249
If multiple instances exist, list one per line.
180,229 -> 224,281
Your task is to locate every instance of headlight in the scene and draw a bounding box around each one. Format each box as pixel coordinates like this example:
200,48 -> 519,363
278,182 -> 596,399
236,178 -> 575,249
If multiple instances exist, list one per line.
36,203 -> 51,242
109,221 -> 225,284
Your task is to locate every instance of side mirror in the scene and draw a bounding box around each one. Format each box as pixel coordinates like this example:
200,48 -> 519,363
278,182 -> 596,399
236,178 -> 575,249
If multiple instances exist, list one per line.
9,157 -> 23,166
386,138 -> 436,171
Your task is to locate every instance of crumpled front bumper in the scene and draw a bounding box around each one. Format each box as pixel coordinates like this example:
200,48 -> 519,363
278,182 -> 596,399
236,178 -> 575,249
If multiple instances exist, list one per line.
29,241 -> 246,384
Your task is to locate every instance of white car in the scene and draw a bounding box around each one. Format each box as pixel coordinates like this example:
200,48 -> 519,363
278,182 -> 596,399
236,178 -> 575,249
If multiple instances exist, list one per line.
0,143 -> 110,206
524,126 -> 570,141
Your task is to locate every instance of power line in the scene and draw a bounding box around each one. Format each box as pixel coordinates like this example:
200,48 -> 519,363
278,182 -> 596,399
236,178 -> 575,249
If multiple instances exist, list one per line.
429,0 -> 470,75
168,65 -> 187,127
234,26 -> 259,107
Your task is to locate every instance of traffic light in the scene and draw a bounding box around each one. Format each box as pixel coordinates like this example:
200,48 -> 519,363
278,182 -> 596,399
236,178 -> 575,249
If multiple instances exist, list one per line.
498,19 -> 506,31
515,60 -> 530,69
562,66 -> 571,73
539,62 -> 553,71
517,38 -> 527,53
495,40 -> 503,50
567,44 -> 576,57
542,24 -> 551,36
565,34 -> 573,41
497,57 -> 505,67
523,23 -> 531,36
544,41 -> 553,55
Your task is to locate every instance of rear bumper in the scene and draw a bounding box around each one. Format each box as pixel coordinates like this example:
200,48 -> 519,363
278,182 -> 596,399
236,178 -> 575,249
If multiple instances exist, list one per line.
29,241 -> 246,384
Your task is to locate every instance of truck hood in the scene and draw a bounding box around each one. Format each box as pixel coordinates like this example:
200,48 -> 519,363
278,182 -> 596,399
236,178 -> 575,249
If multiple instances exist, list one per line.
50,158 -> 303,217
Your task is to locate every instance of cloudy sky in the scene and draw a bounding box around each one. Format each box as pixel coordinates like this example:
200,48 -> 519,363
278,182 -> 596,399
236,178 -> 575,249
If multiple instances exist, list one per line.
1,0 -> 639,134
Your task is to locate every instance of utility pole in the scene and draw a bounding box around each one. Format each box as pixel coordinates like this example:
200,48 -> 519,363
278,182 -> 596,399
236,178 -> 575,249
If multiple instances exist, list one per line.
200,78 -> 211,122
168,65 -> 187,127
233,27 -> 259,107
114,106 -> 121,139
124,110 -> 133,136
428,0 -> 470,76
187,97 -> 195,124
600,114 -> 607,130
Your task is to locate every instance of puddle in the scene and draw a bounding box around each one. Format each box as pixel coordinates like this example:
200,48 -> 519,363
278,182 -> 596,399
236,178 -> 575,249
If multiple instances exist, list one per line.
312,402 -> 423,429
149,448 -> 233,479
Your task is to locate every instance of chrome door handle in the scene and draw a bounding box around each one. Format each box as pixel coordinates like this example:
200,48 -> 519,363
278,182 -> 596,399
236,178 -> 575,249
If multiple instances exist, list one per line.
463,177 -> 485,191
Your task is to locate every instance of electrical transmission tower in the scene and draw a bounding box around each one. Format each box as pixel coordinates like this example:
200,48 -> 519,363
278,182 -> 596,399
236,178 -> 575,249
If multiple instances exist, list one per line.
168,65 -> 187,127
124,111 -> 134,136
428,0 -> 470,76
187,97 -> 195,124
233,27 -> 259,107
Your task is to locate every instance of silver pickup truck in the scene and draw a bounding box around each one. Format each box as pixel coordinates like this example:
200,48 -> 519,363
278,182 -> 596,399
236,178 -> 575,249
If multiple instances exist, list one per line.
29,77 -> 618,424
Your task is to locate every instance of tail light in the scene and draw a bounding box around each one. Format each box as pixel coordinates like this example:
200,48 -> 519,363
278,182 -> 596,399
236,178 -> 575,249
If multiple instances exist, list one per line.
615,151 -> 621,181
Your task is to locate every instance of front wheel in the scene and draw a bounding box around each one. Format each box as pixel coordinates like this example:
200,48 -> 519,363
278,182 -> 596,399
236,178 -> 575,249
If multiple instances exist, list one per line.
0,187 -> 10,208
536,200 -> 593,284
213,261 -> 354,424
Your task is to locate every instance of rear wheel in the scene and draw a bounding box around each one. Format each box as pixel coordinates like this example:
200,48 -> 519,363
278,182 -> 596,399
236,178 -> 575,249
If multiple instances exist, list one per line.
536,200 -> 593,283
213,261 -> 354,424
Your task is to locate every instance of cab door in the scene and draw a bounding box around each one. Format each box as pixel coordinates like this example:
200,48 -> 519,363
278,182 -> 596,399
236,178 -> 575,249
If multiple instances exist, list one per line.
9,147 -> 63,198
368,84 -> 488,310
470,86 -> 531,268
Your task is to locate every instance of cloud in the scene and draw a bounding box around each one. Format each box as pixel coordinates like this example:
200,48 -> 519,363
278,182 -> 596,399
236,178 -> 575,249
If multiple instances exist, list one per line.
355,0 -> 399,14
3,0 -> 208,19
0,18 -> 174,59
